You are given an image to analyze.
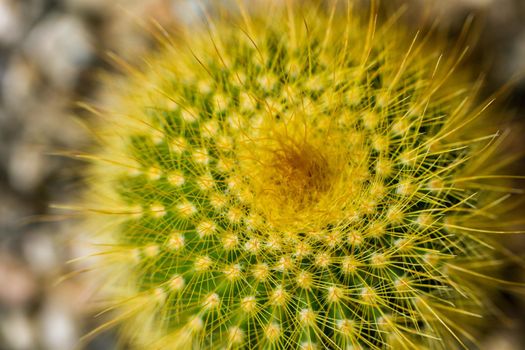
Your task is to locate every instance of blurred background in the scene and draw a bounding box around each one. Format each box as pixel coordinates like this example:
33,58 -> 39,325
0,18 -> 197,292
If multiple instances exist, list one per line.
0,0 -> 524,349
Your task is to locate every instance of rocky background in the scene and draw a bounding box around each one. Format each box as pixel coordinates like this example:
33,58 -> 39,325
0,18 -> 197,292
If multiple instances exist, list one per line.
0,1 -> 523,349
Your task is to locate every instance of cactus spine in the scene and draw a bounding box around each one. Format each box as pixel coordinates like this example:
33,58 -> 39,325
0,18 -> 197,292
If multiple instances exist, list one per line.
80,1 -> 522,349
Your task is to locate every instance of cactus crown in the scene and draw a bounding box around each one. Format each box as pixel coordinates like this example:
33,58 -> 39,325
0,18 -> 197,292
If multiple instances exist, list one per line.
80,1 -> 520,349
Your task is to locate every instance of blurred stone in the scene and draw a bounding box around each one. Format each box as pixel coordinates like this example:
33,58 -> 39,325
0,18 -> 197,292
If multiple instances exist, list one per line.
171,0 -> 208,24
0,188 -> 31,235
19,94 -> 88,148
103,0 -> 179,60
484,0 -> 518,25
1,55 -> 39,113
8,142 -> 46,193
0,255 -> 37,307
0,311 -> 35,350
24,13 -> 93,89
51,273 -> 95,316
22,232 -> 60,276
0,0 -> 22,46
18,0 -> 46,27
506,31 -> 525,81
408,0 -> 511,28
483,332 -> 521,350
422,0 -> 495,11
62,0 -> 109,15
39,299 -> 78,350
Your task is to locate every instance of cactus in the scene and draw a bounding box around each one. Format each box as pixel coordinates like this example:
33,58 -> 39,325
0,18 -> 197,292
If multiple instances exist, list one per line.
79,1 -> 522,349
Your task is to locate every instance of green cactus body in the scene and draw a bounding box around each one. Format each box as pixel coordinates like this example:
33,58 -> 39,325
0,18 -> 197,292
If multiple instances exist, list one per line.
80,2 -> 520,349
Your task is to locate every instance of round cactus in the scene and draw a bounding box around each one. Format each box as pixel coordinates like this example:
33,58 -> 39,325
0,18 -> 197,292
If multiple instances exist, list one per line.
79,1 -> 522,349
